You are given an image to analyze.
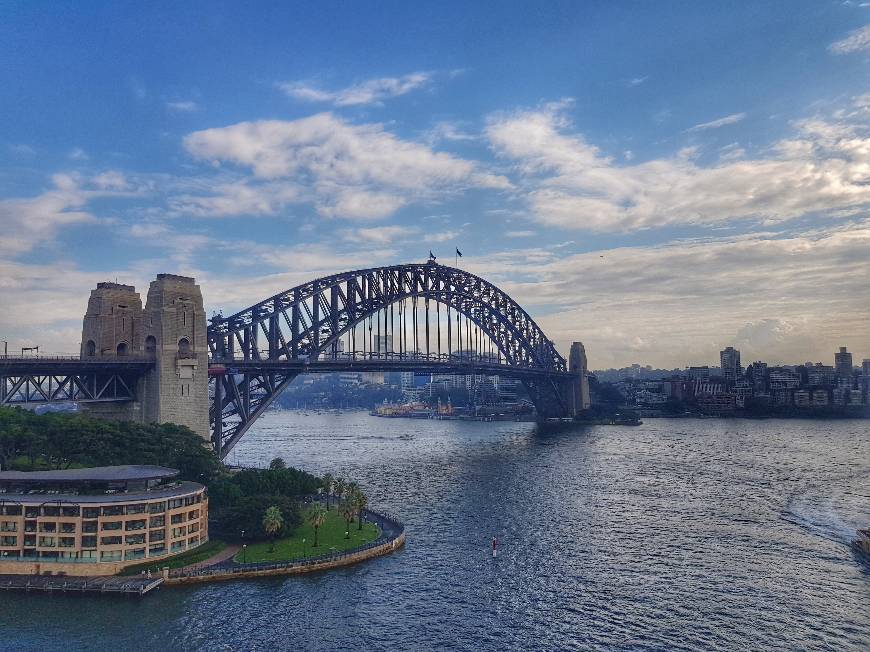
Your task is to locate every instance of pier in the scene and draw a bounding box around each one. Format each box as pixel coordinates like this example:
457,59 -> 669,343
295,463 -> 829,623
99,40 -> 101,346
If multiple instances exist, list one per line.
0,574 -> 163,596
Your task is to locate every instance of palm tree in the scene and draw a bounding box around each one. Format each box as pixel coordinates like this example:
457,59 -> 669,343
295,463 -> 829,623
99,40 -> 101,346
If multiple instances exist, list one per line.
308,502 -> 327,547
321,472 -> 334,510
334,477 -> 346,509
340,500 -> 354,538
262,506 -> 284,553
345,482 -> 359,523
353,490 -> 368,530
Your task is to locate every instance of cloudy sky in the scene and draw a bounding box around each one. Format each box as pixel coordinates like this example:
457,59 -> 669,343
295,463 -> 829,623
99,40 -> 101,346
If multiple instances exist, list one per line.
2,2 -> 869,369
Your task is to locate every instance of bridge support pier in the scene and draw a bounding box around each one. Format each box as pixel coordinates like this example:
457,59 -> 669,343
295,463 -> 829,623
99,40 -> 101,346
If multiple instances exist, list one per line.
79,275 -> 210,442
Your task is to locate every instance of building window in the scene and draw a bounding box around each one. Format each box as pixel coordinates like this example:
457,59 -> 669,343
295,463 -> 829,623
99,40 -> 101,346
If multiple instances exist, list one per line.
102,506 -> 124,517
59,537 -> 75,548
149,530 -> 165,542
124,548 -> 146,561
1,536 -> 17,546
81,536 -> 97,548
149,544 -> 166,557
117,342 -> 128,357
170,541 -> 186,553
171,527 -> 185,538
82,507 -> 100,519
82,521 -> 98,533
85,340 -> 96,356
145,335 -> 157,356
125,534 -> 146,545
125,519 -> 147,531
60,522 -> 76,533
38,536 -> 56,547
0,522 -> 17,532
149,515 -> 165,528
126,504 -> 146,515
100,550 -> 122,562
171,513 -> 185,524
178,337 -> 191,357
100,536 -> 122,546
38,522 -> 56,533
148,502 -> 166,514
101,521 -> 122,531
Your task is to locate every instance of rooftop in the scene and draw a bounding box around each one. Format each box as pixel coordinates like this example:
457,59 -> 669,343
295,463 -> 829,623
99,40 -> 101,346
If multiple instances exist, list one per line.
0,465 -> 179,484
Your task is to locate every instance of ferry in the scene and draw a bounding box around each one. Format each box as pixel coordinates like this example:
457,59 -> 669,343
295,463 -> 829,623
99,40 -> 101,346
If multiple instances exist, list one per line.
853,529 -> 870,556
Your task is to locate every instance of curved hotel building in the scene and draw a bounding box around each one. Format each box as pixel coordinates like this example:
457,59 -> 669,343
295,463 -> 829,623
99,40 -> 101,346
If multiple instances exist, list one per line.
0,465 -> 207,576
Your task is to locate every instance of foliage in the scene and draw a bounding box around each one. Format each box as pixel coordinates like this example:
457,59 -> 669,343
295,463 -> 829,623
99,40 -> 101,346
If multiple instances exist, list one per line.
0,407 -> 221,482
352,490 -> 369,530
234,507 -> 379,563
210,494 -> 300,541
262,505 -> 284,551
321,472 -> 334,510
308,502 -> 328,547
269,457 -> 287,470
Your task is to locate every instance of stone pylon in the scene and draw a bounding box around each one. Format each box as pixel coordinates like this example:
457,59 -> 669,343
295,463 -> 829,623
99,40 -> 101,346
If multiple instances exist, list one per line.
80,274 -> 210,441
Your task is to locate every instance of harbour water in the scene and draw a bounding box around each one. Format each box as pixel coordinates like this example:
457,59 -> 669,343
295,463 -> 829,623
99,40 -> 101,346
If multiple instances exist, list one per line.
1,413 -> 868,651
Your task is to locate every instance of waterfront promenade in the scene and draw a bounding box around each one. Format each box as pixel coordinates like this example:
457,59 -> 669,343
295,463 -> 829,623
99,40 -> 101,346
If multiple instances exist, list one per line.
165,509 -> 405,585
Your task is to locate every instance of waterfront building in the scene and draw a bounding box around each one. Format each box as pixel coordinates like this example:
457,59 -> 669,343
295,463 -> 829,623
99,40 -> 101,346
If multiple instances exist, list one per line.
768,369 -> 801,389
835,346 -> 853,379
812,389 -> 830,407
807,364 -> 835,387
687,366 -> 710,380
863,359 -> 870,395
0,465 -> 207,576
794,390 -> 811,407
720,347 -> 742,383
750,361 -> 768,392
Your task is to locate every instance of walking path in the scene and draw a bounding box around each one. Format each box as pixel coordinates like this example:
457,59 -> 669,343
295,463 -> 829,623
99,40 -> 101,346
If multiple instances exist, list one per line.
179,544 -> 240,572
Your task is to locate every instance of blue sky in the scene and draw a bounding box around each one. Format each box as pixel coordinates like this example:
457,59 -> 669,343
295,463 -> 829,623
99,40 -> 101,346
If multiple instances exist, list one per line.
2,1 -> 870,368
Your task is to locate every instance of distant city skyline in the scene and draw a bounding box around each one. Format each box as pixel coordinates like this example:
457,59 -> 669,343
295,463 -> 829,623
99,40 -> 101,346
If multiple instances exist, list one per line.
1,3 -> 869,368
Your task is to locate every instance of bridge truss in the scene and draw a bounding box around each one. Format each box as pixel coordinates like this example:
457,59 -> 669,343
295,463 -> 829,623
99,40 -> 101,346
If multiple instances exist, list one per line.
208,262 -> 576,456
0,359 -> 153,406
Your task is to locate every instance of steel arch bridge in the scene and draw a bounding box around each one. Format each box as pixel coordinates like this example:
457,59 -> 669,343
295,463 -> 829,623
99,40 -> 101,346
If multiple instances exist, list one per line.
207,261 -> 583,456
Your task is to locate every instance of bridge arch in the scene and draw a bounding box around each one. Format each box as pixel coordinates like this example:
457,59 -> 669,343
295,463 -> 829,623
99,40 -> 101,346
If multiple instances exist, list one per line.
207,262 -> 578,456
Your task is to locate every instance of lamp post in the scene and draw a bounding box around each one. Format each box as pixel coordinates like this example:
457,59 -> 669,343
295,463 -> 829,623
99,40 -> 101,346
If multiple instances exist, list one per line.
302,538 -> 306,559
242,543 -> 247,563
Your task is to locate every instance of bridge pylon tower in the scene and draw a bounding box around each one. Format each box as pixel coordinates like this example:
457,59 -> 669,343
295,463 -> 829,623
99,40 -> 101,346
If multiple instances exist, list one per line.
79,275 -> 210,441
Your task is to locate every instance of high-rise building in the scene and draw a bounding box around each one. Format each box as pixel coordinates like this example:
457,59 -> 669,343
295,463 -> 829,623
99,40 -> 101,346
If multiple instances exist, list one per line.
720,347 -> 741,383
750,361 -> 767,392
835,346 -> 853,379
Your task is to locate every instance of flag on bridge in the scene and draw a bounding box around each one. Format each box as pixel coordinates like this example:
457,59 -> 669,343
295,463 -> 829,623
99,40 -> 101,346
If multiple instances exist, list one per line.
456,248 -> 463,258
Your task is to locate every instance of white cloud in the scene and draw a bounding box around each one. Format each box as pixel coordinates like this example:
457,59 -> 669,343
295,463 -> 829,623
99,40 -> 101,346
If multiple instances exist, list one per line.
277,72 -> 432,107
182,113 -> 509,220
340,225 -> 419,244
8,144 -> 35,156
461,221 -> 870,368
166,100 -> 198,112
686,112 -> 747,132
505,230 -> 536,237
485,102 -> 870,232
0,172 -> 136,255
68,147 -> 88,161
829,24 -> 870,54
626,76 -> 648,87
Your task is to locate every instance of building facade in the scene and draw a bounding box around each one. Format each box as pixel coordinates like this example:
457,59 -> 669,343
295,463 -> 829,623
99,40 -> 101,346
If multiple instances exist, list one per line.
720,347 -> 741,383
0,466 -> 207,576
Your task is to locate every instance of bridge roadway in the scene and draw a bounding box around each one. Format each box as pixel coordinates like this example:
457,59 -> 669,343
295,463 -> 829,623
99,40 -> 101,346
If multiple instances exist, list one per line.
209,354 -> 577,381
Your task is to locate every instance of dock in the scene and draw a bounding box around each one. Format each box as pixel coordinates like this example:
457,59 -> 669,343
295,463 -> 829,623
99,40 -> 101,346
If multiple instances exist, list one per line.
0,574 -> 163,596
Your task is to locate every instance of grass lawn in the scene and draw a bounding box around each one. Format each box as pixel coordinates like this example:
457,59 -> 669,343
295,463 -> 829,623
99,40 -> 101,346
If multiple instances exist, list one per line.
235,506 -> 379,563
119,539 -> 227,575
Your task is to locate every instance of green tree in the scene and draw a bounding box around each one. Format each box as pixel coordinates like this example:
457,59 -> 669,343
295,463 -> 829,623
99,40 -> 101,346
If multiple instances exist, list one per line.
340,500 -> 354,539
321,472 -> 334,510
345,481 -> 359,523
334,477 -> 347,508
269,457 -> 287,470
262,505 -> 284,552
352,489 -> 368,530
308,502 -> 327,547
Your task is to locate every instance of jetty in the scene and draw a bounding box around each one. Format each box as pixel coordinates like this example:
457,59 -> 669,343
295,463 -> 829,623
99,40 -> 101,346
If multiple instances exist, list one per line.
0,574 -> 163,596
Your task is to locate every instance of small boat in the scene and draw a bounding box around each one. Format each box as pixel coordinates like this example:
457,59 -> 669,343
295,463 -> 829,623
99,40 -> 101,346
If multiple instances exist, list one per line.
852,528 -> 870,555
